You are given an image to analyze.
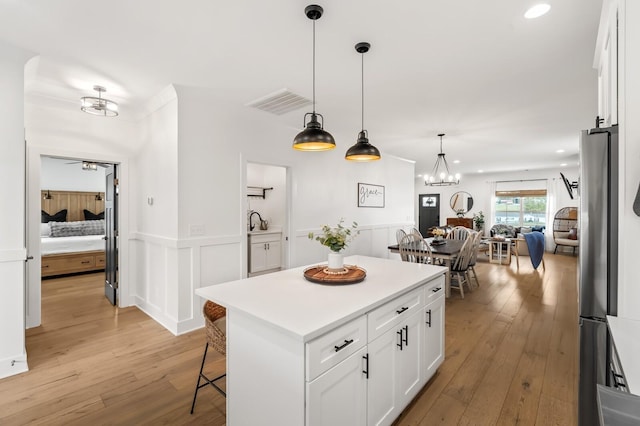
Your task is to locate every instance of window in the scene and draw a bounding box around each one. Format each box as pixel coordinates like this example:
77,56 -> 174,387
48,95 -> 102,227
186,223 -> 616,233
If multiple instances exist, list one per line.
494,189 -> 547,227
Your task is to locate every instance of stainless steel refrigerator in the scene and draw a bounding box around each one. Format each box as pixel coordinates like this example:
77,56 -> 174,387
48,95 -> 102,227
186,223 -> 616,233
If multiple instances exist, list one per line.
578,125 -> 618,425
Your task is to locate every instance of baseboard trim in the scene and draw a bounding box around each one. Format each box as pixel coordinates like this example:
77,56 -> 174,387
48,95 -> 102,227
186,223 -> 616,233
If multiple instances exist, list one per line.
0,352 -> 28,380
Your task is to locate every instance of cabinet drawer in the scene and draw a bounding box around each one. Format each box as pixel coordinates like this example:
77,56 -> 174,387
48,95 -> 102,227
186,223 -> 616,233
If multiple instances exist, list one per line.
96,253 -> 106,267
424,275 -> 445,305
248,232 -> 281,244
368,286 -> 424,341
306,315 -> 367,381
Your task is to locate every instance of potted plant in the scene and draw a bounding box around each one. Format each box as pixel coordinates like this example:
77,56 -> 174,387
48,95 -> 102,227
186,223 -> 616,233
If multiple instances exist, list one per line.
308,219 -> 359,271
473,211 -> 485,231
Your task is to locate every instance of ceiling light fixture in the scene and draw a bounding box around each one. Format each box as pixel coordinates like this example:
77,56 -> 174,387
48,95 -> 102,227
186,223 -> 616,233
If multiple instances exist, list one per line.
524,3 -> 551,19
345,42 -> 381,162
82,161 -> 98,171
424,133 -> 460,186
81,85 -> 118,117
292,5 -> 335,152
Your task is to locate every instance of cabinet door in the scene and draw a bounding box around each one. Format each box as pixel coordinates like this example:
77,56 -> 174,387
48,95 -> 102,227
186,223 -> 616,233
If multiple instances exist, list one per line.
423,296 -> 445,382
367,327 -> 399,426
265,240 -> 281,270
396,310 -> 424,406
249,242 -> 267,273
307,347 -> 367,426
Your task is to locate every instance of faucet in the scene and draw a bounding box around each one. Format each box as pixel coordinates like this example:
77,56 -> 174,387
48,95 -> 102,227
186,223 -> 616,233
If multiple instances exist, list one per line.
249,211 -> 263,231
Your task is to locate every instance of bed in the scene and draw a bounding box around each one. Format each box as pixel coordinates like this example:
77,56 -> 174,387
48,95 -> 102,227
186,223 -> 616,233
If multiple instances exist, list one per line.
41,190 -> 106,277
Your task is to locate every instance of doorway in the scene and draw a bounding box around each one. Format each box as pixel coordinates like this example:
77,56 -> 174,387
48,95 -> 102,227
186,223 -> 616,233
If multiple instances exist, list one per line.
245,162 -> 290,277
26,149 -> 130,329
418,194 -> 440,236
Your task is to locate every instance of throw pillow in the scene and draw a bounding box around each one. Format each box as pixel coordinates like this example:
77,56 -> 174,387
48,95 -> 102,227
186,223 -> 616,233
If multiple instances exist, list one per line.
84,209 -> 105,220
41,209 -> 67,223
568,227 -> 578,240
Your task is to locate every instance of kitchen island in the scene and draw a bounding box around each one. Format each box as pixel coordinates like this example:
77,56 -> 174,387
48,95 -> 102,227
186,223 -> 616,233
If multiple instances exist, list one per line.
196,255 -> 446,426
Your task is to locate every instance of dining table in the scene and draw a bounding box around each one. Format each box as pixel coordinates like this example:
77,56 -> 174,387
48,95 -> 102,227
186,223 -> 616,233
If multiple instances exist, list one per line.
388,238 -> 465,298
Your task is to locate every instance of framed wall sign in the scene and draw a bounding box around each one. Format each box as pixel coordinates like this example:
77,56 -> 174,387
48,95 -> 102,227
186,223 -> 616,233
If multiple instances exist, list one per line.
358,183 -> 385,208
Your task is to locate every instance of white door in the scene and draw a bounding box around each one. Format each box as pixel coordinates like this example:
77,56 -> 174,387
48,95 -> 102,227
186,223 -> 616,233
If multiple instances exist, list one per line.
306,347 -> 367,426
423,297 -> 445,381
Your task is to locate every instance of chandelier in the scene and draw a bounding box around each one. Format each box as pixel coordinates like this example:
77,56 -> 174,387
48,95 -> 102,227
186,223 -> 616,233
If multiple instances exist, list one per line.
81,85 -> 119,117
424,133 -> 460,186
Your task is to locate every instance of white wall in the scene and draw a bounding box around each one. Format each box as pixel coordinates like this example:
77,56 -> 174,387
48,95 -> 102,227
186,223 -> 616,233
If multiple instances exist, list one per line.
40,156 -> 105,191
0,41 -> 33,379
127,85 -> 416,335
617,0 -> 640,320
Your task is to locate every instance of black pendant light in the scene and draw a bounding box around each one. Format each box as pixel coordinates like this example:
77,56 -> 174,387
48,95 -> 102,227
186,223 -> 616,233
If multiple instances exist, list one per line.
345,42 -> 381,161
293,5 -> 336,152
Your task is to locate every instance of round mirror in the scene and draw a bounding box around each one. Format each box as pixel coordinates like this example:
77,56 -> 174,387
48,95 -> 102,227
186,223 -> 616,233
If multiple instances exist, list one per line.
450,191 -> 474,215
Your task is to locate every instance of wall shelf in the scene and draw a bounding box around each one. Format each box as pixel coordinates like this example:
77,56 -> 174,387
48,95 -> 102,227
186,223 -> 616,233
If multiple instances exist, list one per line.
247,186 -> 273,199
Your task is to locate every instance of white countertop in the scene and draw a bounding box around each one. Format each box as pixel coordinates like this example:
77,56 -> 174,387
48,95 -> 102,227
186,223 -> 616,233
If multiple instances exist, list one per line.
196,255 -> 446,342
608,316 -> 640,394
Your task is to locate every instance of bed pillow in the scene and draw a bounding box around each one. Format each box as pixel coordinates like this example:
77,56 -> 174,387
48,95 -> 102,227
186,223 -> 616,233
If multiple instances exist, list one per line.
49,220 -> 105,237
40,223 -> 50,237
568,227 -> 578,240
83,209 -> 105,220
41,209 -> 67,223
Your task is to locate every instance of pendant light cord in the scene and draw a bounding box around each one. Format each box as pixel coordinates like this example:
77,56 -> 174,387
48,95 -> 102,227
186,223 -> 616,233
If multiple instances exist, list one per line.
361,52 -> 364,131
312,19 -> 316,114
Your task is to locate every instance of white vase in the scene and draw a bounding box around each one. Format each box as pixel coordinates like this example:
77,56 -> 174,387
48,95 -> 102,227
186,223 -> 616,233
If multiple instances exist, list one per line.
327,252 -> 344,271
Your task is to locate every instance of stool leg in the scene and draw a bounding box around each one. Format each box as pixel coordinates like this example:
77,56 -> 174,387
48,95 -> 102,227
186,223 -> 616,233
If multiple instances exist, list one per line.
190,343 -> 209,414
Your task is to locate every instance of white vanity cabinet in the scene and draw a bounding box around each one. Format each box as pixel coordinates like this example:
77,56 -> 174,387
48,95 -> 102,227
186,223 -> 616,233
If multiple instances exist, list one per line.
196,256 -> 446,426
248,231 -> 281,275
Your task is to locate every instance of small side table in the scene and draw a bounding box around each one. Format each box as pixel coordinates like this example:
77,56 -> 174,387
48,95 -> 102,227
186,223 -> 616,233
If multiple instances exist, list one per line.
489,238 -> 512,265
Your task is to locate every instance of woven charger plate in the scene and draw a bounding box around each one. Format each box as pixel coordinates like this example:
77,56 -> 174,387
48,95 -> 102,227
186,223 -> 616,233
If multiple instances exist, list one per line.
303,265 -> 367,285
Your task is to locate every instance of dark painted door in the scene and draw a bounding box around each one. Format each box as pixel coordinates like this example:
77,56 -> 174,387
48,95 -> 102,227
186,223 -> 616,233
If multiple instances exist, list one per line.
104,164 -> 118,305
418,194 -> 440,236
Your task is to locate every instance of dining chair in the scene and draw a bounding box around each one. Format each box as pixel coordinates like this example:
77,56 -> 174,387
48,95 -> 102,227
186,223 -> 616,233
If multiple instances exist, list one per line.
449,235 -> 474,298
399,234 -> 432,264
410,227 -> 424,240
396,228 -> 407,245
447,226 -> 471,241
467,230 -> 482,288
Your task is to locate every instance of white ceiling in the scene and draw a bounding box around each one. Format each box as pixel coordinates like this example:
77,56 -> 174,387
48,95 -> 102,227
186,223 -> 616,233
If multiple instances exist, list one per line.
0,0 -> 602,177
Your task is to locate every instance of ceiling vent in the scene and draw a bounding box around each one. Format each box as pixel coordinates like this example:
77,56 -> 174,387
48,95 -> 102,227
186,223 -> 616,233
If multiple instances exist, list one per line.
246,89 -> 312,115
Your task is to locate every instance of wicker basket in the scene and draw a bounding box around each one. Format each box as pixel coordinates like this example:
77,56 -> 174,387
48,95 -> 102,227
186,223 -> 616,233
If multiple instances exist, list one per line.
203,301 -> 226,355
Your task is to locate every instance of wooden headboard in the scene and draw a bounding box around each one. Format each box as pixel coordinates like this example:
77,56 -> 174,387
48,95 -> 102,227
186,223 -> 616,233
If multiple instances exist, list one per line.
41,190 -> 106,222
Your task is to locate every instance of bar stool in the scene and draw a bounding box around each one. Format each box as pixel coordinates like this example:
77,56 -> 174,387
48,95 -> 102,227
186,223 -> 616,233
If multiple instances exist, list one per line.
190,301 -> 227,414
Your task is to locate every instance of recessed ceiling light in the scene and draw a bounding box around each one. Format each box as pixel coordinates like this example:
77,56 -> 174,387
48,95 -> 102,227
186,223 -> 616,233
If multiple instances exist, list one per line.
417,174 -> 423,178
525,4 -> 550,19
560,163 -> 567,167
478,170 -> 484,173
556,149 -> 565,153
453,160 -> 460,164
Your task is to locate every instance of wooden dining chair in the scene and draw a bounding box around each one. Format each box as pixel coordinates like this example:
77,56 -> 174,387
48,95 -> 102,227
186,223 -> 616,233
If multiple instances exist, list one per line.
467,230 -> 482,288
410,227 -> 424,240
399,234 -> 432,264
449,235 -> 474,298
447,226 -> 471,241
396,228 -> 407,245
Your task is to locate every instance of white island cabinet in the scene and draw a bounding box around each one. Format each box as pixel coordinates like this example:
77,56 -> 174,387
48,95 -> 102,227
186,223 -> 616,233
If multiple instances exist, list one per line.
196,255 -> 446,426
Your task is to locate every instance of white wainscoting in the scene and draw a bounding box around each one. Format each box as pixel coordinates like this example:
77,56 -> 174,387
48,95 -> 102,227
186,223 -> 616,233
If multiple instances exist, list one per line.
130,222 -> 410,335
0,254 -> 28,379
130,233 -> 243,336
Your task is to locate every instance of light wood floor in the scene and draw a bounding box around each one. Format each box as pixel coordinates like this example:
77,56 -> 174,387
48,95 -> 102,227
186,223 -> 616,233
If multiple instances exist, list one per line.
0,253 -> 578,425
